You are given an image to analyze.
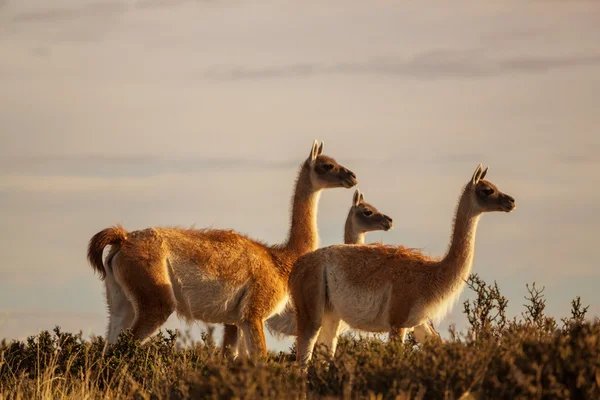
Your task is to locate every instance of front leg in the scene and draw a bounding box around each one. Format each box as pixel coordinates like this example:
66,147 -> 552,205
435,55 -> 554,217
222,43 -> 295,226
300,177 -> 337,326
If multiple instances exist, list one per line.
240,317 -> 268,357
388,293 -> 410,344
412,321 -> 443,343
222,324 -> 239,358
389,327 -> 407,343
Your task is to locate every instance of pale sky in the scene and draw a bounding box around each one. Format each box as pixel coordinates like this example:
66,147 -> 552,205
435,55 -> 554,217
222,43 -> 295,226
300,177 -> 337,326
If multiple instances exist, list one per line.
1,0 -> 599,350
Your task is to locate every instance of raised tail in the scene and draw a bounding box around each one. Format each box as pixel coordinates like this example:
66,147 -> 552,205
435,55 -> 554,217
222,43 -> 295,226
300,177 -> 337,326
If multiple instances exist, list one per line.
87,225 -> 128,280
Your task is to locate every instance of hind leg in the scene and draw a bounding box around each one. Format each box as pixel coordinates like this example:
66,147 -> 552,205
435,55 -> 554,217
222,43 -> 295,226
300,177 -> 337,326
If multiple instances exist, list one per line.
113,256 -> 176,344
104,274 -> 135,351
296,321 -> 321,366
295,300 -> 323,365
292,280 -> 325,365
127,285 -> 176,343
315,313 -> 341,360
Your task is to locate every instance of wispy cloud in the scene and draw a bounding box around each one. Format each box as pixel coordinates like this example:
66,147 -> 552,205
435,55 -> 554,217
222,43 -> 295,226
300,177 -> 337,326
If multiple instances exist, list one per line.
204,50 -> 600,81
135,0 -> 201,11
11,1 -> 128,23
0,151 -> 494,179
10,0 -> 205,23
554,147 -> 600,165
555,155 -> 600,165
0,154 -> 302,178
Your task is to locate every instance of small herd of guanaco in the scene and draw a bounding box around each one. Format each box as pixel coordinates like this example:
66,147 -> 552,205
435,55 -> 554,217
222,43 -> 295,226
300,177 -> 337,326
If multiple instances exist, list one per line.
88,140 -> 516,364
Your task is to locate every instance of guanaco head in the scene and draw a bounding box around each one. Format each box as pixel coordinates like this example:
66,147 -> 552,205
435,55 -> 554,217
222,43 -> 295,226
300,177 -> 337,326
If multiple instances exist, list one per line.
349,189 -> 393,232
467,164 -> 516,213
308,140 -> 358,189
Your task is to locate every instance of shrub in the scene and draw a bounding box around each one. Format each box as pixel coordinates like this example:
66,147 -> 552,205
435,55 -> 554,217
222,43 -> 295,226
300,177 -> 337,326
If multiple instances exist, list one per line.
1,277 -> 598,399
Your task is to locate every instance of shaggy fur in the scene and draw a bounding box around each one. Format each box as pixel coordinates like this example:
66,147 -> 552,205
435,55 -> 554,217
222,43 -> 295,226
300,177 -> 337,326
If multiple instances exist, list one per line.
290,164 -> 516,364
87,140 -> 357,356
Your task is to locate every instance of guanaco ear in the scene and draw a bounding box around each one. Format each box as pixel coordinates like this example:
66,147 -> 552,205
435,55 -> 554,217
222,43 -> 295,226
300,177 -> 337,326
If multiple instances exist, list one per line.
479,166 -> 488,181
352,189 -> 361,207
317,141 -> 324,156
471,164 -> 483,185
310,140 -> 319,161
359,193 -> 364,204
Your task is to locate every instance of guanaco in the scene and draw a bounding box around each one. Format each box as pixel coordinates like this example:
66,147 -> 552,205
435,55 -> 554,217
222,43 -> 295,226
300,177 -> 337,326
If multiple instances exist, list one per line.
87,140 -> 357,356
265,189 -> 439,353
290,164 -> 515,364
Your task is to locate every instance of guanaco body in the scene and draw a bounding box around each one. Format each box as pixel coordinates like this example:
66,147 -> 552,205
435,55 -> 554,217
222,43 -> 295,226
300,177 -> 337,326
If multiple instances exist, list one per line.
266,190 -> 440,347
290,165 -> 515,364
87,141 -> 357,356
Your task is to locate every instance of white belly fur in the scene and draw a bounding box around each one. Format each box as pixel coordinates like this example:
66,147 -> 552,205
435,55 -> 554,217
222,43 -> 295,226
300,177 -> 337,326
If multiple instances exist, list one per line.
167,258 -> 290,325
168,261 -> 250,324
325,265 -> 392,332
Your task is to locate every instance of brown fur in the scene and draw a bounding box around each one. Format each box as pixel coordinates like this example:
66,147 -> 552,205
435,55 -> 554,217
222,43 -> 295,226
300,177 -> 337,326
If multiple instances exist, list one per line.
290,164 -> 516,364
87,141 -> 357,356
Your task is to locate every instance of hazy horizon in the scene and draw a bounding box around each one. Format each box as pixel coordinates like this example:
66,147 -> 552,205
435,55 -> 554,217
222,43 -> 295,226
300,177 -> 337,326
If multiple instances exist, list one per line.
1,0 -> 599,351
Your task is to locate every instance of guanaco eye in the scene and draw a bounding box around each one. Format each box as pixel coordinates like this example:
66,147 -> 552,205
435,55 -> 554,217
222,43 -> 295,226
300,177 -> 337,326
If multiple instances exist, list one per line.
362,210 -> 373,216
322,164 -> 334,171
482,188 -> 494,196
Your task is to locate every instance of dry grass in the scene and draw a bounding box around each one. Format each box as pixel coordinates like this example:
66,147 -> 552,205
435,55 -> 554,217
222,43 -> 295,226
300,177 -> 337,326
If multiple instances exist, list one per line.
1,275 -> 599,400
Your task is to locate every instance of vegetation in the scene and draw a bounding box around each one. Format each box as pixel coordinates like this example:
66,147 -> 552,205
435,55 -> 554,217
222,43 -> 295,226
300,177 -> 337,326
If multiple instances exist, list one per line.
1,275 -> 599,399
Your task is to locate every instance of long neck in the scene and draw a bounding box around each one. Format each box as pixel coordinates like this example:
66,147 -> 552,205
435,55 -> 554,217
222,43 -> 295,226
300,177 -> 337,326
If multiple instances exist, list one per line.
344,212 -> 365,244
283,162 -> 321,256
441,188 -> 481,282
